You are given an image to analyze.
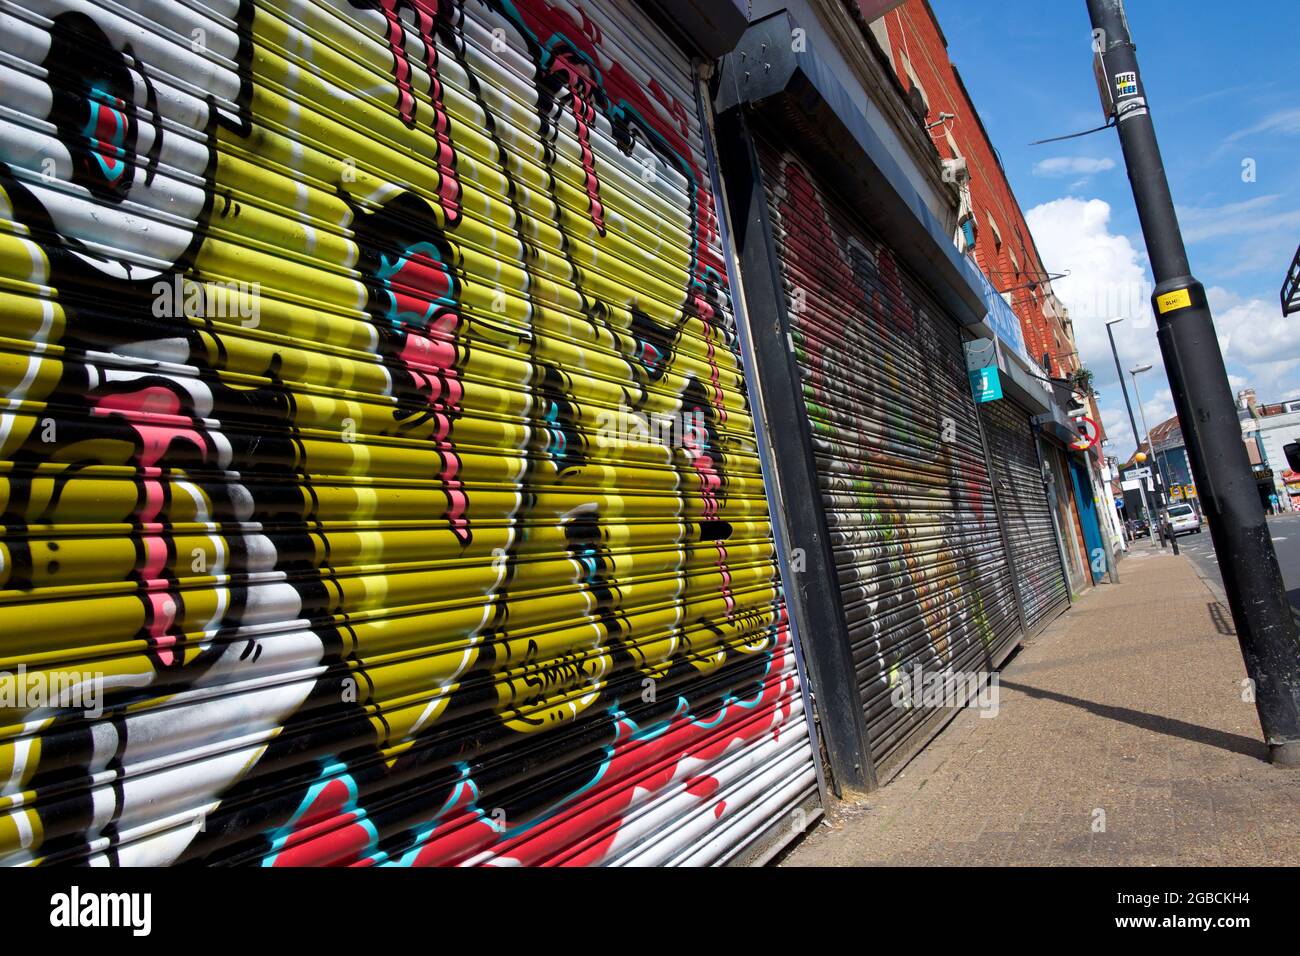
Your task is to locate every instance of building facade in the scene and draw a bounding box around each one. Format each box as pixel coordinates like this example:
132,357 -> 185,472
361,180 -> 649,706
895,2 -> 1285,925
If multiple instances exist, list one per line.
1128,387 -> 1300,515
0,0 -> 1096,866
1148,417 -> 1197,501
1247,395 -> 1300,509
868,0 -> 1114,590
868,0 -> 1079,381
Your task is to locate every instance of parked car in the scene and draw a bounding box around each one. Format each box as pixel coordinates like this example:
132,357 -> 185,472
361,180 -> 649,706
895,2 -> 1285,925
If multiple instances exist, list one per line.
1162,503 -> 1202,537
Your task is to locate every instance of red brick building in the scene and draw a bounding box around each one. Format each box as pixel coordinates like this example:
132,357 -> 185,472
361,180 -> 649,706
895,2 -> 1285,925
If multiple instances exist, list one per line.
862,0 -> 1117,569
865,0 -> 1081,382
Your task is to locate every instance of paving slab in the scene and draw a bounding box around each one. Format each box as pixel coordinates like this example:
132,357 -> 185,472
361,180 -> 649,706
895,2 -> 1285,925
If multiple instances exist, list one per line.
783,546 -> 1300,866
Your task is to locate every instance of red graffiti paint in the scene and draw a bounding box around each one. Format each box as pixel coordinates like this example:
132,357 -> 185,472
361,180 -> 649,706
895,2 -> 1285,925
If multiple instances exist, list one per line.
371,0 -> 461,224
387,250 -> 454,319
775,161 -> 864,396
505,0 -> 731,433
268,779 -> 373,867
876,247 -> 915,335
92,385 -> 211,668
330,637 -> 797,867
551,53 -> 606,234
684,774 -> 719,799
495,640 -> 798,866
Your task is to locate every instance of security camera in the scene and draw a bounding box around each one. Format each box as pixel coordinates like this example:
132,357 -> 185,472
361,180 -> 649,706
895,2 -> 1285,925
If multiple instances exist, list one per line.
941,156 -> 969,184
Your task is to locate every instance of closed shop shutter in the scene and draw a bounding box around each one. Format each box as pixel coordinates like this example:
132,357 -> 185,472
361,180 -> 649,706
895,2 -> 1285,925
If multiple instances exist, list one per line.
1066,449 -> 1105,585
0,0 -> 817,866
1043,439 -> 1092,591
978,400 -> 1070,630
756,140 -> 1021,775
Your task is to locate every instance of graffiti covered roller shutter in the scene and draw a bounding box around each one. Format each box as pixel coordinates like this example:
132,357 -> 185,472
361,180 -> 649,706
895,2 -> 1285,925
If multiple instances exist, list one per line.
0,0 -> 817,865
756,140 -> 1020,774
978,400 -> 1069,630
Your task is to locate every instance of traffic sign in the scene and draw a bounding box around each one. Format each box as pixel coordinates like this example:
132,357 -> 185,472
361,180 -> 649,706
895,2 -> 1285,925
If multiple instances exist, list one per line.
1071,416 -> 1099,451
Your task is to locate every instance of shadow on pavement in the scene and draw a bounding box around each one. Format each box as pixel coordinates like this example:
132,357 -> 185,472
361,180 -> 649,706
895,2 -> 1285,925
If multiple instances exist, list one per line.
997,679 -> 1266,760
1207,602 -> 1236,636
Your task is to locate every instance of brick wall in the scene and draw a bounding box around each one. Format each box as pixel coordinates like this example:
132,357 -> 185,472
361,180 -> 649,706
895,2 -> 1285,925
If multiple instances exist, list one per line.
872,0 -> 1079,379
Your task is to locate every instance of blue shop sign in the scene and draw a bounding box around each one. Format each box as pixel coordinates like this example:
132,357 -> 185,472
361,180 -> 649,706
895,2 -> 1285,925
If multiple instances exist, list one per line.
969,366 -> 1003,403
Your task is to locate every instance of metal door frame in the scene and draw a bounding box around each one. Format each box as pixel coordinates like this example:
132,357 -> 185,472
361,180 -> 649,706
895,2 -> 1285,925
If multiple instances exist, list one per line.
696,66 -> 829,811
710,100 -> 878,796
1034,429 -> 1078,611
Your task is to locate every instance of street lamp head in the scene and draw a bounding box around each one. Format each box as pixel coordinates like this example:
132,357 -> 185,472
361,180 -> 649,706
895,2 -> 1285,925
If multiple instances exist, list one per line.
1130,362 -> 1153,374
1105,317 -> 1125,327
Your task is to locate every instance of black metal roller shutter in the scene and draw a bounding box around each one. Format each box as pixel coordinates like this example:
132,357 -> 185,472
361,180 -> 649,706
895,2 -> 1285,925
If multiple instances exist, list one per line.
756,139 -> 1021,774
979,399 -> 1070,630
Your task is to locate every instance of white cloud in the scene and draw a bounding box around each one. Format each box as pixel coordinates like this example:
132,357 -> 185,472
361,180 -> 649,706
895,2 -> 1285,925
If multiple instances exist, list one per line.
1097,403 -> 1135,454
1138,387 -> 1176,434
1200,229 -> 1300,281
1207,286 -> 1299,363
1225,108 -> 1300,144
1177,194 -> 1300,244
1025,196 -> 1163,455
1025,198 -> 1151,323
1032,156 -> 1117,177
1025,196 -> 1154,345
1023,197 -> 1300,456
1199,287 -> 1300,403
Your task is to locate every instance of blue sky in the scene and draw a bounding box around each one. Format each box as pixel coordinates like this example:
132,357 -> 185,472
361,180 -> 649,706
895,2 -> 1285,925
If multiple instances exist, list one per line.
930,0 -> 1300,457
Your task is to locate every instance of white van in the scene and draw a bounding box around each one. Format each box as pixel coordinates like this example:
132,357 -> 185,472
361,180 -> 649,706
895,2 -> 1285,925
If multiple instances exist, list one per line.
1163,503 -> 1202,537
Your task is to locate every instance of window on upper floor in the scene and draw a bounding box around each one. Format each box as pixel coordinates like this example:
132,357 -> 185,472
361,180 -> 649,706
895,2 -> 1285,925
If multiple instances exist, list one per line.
898,53 -> 930,125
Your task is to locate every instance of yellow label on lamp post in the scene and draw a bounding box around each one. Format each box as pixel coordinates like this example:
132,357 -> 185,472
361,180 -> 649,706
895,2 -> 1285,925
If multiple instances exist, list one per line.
1156,288 -> 1193,314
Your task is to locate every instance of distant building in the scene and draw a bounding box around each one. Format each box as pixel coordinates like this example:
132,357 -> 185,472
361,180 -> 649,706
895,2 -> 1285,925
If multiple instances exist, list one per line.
1139,389 -> 1300,512
1252,396 -> 1300,507
1146,417 -> 1195,501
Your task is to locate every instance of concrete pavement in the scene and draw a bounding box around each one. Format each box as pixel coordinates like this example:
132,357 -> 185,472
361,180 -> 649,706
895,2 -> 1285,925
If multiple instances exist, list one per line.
782,544 -> 1300,866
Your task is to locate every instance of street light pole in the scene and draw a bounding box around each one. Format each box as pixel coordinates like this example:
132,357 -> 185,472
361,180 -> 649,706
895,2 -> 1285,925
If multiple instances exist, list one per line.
1105,318 -> 1155,542
1088,0 -> 1300,765
1105,319 -> 1141,452
1131,365 -> 1176,554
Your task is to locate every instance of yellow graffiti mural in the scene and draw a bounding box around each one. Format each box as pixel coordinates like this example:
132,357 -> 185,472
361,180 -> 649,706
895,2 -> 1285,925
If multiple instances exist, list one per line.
0,0 -> 811,866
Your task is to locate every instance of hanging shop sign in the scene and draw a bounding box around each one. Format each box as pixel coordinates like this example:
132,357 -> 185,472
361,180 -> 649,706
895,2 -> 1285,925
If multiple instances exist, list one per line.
969,366 -> 1004,403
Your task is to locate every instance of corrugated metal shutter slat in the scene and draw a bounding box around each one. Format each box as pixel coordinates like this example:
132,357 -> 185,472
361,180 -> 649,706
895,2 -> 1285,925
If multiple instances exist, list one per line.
979,400 -> 1070,628
0,0 -> 815,867
757,139 -> 1020,772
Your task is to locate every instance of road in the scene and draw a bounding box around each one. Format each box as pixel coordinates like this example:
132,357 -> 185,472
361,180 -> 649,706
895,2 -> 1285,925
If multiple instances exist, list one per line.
1165,510 -> 1300,615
